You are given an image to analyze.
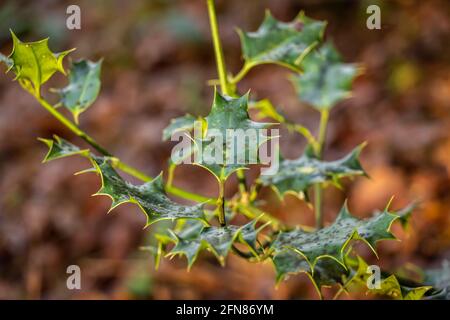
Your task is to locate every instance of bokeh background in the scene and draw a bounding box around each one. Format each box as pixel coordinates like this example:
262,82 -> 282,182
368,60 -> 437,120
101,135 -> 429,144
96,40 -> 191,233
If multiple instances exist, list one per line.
0,0 -> 449,299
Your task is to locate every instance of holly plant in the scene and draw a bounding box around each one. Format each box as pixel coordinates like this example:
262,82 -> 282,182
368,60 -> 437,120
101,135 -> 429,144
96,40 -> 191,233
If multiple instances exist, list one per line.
0,0 -> 444,299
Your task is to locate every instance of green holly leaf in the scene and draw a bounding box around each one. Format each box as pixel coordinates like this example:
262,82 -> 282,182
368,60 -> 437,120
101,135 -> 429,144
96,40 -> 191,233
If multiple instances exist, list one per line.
39,136 -> 207,227
152,209 -> 239,267
249,99 -> 317,147
394,202 -> 417,229
38,135 -> 89,162
292,42 -> 359,111
181,91 -> 273,182
169,225 -> 239,268
237,218 -> 264,255
7,30 -> 74,96
348,256 -> 431,300
238,11 -> 326,72
174,219 -> 206,240
271,202 -> 398,276
162,114 -> 198,141
273,249 -> 347,298
92,157 -> 207,226
205,91 -> 272,135
153,211 -> 225,255
260,143 -> 366,200
403,285 -> 433,300
273,250 -> 430,300
167,219 -> 263,269
272,201 -> 424,297
54,59 -> 102,124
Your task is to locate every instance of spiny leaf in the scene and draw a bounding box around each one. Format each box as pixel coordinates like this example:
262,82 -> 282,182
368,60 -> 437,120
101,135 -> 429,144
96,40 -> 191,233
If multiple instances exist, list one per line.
394,202 -> 417,229
238,11 -> 326,72
250,99 -> 317,146
8,30 -> 74,96
273,249 -> 430,299
237,218 -> 264,255
152,209 -> 238,266
170,225 -> 241,268
273,249 -> 347,298
272,202 -> 398,277
162,114 -> 197,141
272,200 -> 422,294
292,42 -> 359,111
371,202 -> 416,231
39,136 -> 207,227
139,220 -> 174,270
191,138 -> 249,182
182,91 -> 273,182
174,219 -> 206,240
205,91 -> 272,135
167,219 -> 263,269
260,143 -> 366,200
92,157 -> 207,226
250,99 -> 286,123
55,59 -> 102,124
403,285 -> 433,300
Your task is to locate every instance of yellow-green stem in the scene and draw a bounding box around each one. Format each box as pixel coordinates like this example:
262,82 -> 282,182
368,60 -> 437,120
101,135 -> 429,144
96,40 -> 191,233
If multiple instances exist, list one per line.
289,123 -> 318,150
236,203 -> 283,230
166,162 -> 177,187
207,0 -> 230,96
36,96 -> 111,156
166,185 -> 213,204
229,62 -> 253,85
114,159 -> 152,181
34,95 -> 212,204
314,110 -> 329,229
207,0 -> 248,224
165,162 -> 213,203
217,179 -> 226,226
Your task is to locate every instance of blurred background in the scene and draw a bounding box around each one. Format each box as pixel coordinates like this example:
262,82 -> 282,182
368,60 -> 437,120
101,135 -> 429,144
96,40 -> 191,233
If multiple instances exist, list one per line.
0,0 -> 449,299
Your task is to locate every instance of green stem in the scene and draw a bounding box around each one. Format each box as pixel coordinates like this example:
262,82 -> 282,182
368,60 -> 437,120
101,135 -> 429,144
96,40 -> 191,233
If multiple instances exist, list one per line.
217,179 -> 226,226
114,159 -> 152,181
207,0 -> 230,96
236,203 -> 284,230
289,123 -> 317,150
231,245 -> 255,259
165,162 -> 213,203
317,111 -> 329,155
207,0 -> 247,217
229,63 -> 253,85
166,162 -> 176,187
314,110 -> 329,229
166,185 -> 213,204
248,100 -> 317,148
34,95 -> 212,203
236,170 -> 247,200
36,96 -> 112,157
314,184 -> 323,229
